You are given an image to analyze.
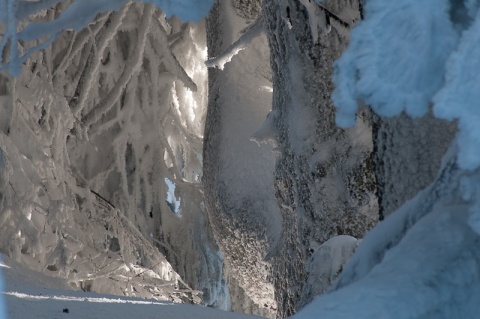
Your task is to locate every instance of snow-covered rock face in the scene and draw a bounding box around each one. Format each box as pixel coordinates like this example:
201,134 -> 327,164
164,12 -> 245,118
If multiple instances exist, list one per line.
373,113 -> 456,218
205,0 -> 376,317
293,155 -> 480,318
0,3 -> 227,308
263,0 -> 377,316
204,0 -> 279,317
298,235 -> 359,309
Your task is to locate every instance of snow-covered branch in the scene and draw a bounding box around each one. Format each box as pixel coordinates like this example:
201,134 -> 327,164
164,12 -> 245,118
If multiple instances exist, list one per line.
1,0 -> 215,76
72,5 -> 130,117
205,15 -> 264,70
151,16 -> 197,91
82,4 -> 153,128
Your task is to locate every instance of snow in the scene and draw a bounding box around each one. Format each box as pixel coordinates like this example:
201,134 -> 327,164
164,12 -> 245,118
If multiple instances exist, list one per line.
0,1 -> 227,312
332,0 -> 457,127
165,177 -> 181,216
295,157 -> 480,318
203,0 -> 280,315
147,0 -> 215,22
333,0 -> 480,172
205,16 -> 264,70
5,0 -> 480,318
433,7 -> 480,170
299,236 -> 359,308
0,254 -> 258,319
1,0 -> 215,76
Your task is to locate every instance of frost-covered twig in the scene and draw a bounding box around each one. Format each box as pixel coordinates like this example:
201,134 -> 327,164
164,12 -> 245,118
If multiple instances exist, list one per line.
151,17 -> 197,92
90,189 -> 115,209
72,5 -> 130,117
168,22 -> 190,50
205,15 -> 264,70
53,12 -> 109,77
82,4 -> 153,128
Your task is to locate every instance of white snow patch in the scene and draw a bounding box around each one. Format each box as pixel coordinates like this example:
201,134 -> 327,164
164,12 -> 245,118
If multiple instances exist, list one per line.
164,177 -> 181,216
